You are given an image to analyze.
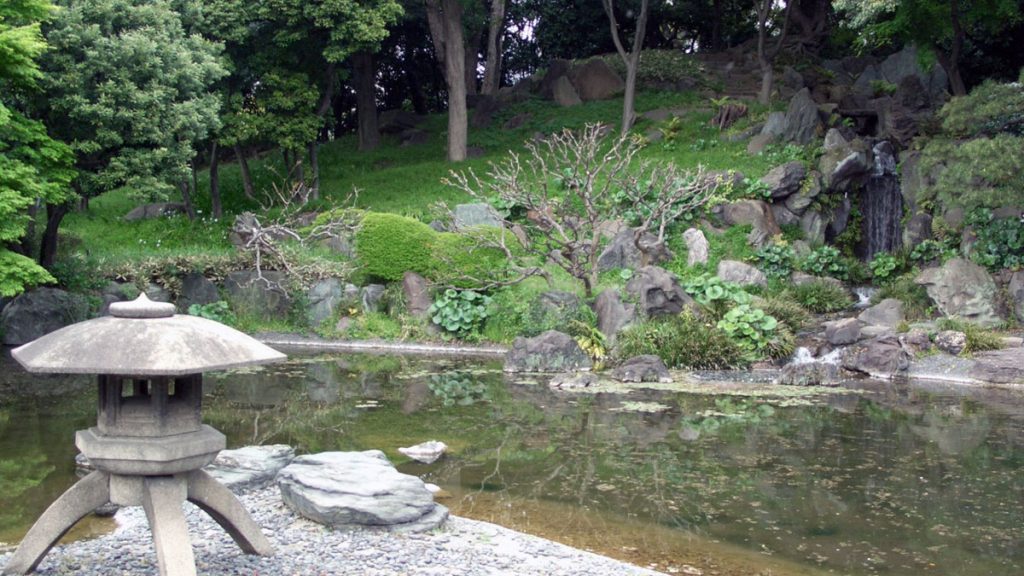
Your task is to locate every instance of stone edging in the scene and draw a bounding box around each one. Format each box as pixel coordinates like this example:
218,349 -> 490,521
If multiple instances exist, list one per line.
255,333 -> 509,357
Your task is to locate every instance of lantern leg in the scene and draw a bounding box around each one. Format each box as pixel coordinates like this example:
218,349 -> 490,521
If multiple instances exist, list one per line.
2,471 -> 111,575
186,470 -> 274,556
141,476 -> 196,576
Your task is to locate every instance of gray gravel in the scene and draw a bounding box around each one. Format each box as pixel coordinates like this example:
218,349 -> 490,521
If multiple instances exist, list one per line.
0,487 -> 664,576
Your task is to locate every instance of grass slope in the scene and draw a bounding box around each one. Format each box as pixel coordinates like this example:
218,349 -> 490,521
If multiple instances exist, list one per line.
60,89 -> 799,272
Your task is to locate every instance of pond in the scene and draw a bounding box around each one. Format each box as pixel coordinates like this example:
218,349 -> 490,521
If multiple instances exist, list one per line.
1,349 -> 1022,576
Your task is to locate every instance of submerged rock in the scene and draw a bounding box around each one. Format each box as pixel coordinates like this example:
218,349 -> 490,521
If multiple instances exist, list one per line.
505,330 -> 592,373
548,372 -> 600,390
609,355 -> 672,383
277,450 -> 448,532
777,362 -> 842,386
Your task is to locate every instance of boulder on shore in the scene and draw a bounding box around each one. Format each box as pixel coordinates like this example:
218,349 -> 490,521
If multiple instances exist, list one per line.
505,330 -> 592,373
278,451 -> 447,533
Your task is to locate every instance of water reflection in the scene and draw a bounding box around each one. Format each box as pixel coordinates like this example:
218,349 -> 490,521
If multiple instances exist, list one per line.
1,350 -> 1023,575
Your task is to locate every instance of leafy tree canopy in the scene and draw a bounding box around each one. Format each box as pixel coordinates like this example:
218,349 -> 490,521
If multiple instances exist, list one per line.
0,0 -> 74,296
41,0 -> 227,201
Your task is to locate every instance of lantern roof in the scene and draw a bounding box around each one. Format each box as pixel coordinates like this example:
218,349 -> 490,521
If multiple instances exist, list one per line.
11,294 -> 286,376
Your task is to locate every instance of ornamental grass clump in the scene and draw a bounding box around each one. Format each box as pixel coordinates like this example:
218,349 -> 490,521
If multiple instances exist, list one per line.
614,311 -> 747,370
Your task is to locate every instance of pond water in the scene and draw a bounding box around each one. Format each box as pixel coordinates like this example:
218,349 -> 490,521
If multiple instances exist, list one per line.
1,349 -> 1022,576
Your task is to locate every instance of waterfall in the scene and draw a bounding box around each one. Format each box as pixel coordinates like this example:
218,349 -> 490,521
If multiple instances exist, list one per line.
859,141 -> 903,259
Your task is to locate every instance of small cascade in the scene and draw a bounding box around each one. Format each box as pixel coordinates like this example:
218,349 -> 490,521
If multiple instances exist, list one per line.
790,346 -> 843,366
860,141 -> 903,259
852,286 -> 877,309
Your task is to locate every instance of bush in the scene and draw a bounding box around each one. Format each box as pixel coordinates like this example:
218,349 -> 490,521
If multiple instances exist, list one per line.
967,209 -> 1024,271
755,243 -> 795,280
799,246 -> 849,281
187,301 -> 236,325
756,294 -> 812,332
918,79 -> 1024,212
910,238 -> 957,265
482,284 -> 595,343
782,281 -> 852,313
614,311 -> 748,370
355,213 -> 436,281
869,252 -> 901,284
683,273 -> 752,319
717,304 -> 780,354
935,318 -> 1005,354
873,274 -> 933,320
429,289 -> 491,338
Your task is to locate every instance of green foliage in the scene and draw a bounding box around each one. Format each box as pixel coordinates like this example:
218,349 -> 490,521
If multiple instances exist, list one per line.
428,372 -> 490,407
0,0 -> 75,296
873,275 -> 933,321
42,0 -> 227,201
187,301 -> 236,325
869,79 -> 898,96
571,319 -> 608,370
429,289 -> 491,338
0,251 -> 56,297
683,273 -> 751,319
935,318 -> 1005,354
919,79 -> 1024,212
800,246 -> 849,281
355,212 -> 435,281
781,281 -> 853,313
869,252 -> 901,283
967,209 -> 1024,271
614,311 -> 747,370
717,304 -> 780,354
598,50 -> 704,88
910,238 -> 957,265
482,284 -> 595,343
938,79 -> 1024,138
755,243 -> 795,280
756,294 -> 812,333
354,212 -> 512,286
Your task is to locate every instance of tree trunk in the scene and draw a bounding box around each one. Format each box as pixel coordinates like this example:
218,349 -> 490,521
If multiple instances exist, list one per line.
308,141 -> 320,201
404,53 -> 429,114
39,202 -> 69,269
293,152 -> 305,189
209,142 -> 222,220
353,51 -> 381,151
758,65 -> 774,104
234,144 -> 255,201
946,0 -> 967,96
19,199 -> 40,257
622,58 -> 639,132
441,0 -> 468,162
424,0 -> 447,69
603,0 -> 649,134
710,0 -> 724,51
179,179 -> 196,220
464,25 -> 482,96
481,0 -> 506,95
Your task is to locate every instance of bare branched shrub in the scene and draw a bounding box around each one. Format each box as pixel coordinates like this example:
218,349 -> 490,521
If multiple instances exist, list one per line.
445,124 -> 719,296
233,183 -> 360,289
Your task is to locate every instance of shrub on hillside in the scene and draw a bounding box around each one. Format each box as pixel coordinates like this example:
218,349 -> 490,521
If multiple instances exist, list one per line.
781,281 -> 852,313
355,213 -> 513,285
614,311 -> 748,370
355,213 -> 436,281
919,79 -> 1024,212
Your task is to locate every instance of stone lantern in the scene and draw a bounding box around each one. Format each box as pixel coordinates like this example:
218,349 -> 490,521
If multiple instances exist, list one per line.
3,294 -> 286,576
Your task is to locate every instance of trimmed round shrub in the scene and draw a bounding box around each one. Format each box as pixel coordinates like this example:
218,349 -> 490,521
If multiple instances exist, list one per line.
355,213 -> 436,281
614,311 -> 748,370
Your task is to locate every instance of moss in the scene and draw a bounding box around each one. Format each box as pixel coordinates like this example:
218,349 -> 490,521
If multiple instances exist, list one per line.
355,212 -> 436,282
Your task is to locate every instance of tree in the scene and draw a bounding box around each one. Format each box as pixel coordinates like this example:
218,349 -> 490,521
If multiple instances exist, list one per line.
425,0 -> 468,161
0,0 -> 74,296
446,125 -> 719,297
755,0 -> 792,104
837,0 -> 1020,95
480,0 -> 506,95
38,0 -> 225,261
602,0 -> 650,134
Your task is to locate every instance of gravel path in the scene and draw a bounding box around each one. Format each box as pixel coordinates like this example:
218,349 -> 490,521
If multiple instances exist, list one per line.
0,487 -> 665,576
